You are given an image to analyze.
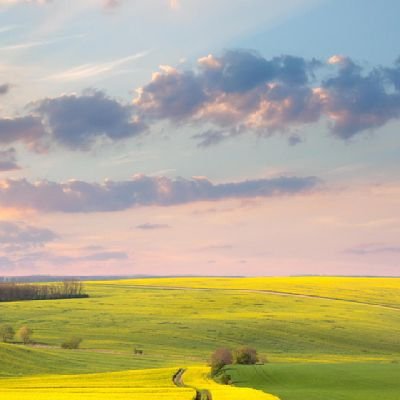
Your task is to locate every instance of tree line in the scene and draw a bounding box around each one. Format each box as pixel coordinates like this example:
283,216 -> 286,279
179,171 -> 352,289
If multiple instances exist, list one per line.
0,280 -> 88,302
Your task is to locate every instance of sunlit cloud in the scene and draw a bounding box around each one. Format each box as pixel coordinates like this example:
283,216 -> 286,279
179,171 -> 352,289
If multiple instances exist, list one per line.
2,50 -> 400,152
134,50 -> 400,143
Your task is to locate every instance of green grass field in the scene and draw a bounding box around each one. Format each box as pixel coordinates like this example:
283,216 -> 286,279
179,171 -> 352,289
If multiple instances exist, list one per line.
0,277 -> 399,399
228,363 -> 400,400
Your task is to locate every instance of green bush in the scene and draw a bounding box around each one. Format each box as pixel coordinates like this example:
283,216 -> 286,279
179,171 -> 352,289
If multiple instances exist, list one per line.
0,324 -> 15,343
234,346 -> 258,365
61,337 -> 82,349
18,325 -> 33,345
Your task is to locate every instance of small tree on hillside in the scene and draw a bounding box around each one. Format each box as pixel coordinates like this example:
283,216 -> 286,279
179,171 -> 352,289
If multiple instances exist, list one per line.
210,347 -> 233,376
18,326 -> 33,345
0,324 -> 15,343
234,346 -> 258,365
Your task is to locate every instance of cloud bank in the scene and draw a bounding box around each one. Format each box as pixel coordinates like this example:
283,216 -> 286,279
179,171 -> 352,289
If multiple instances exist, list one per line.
134,51 -> 400,143
0,174 -> 320,213
3,50 -> 400,151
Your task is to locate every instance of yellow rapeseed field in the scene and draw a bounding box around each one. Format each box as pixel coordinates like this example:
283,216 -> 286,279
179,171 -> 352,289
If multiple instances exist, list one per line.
112,276 -> 400,307
0,368 -> 195,400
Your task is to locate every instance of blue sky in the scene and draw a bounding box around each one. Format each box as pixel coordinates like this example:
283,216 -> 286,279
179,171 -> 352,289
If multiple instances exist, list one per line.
0,0 -> 399,276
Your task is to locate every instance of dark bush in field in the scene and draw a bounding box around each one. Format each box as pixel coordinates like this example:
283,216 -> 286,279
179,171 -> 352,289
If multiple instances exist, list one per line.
61,337 -> 82,349
0,280 -> 88,302
234,346 -> 258,365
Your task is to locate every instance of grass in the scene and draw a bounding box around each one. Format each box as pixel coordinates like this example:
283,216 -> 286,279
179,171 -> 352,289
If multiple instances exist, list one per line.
0,342 -> 176,377
0,277 -> 398,399
228,363 -> 400,400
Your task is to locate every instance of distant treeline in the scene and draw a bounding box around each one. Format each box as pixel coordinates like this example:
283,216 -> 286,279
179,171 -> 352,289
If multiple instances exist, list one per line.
0,275 -> 151,283
0,280 -> 88,302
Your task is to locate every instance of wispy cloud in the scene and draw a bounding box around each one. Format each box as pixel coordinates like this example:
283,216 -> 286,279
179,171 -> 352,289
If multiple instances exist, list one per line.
136,223 -> 170,230
46,51 -> 149,81
0,25 -> 19,34
7,248 -> 129,272
195,244 -> 234,252
345,243 -> 400,255
0,33 -> 85,52
0,220 -> 58,252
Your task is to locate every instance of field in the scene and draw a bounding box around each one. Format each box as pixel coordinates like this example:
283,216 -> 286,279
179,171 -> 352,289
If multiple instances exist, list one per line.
183,366 -> 279,399
0,368 -> 194,400
0,277 -> 399,399
228,363 -> 400,400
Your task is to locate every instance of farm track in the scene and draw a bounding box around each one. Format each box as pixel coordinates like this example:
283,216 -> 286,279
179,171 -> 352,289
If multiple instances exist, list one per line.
99,283 -> 400,312
173,368 -> 212,400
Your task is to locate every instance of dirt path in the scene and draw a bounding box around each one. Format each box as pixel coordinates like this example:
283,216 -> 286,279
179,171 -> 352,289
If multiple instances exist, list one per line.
101,283 -> 400,312
173,368 -> 212,400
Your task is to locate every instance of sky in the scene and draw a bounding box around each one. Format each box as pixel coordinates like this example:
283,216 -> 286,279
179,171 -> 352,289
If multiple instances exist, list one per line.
0,0 -> 399,276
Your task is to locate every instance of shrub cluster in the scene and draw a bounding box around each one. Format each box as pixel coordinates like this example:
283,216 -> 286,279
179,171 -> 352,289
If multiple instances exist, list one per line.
210,346 -> 263,376
61,337 -> 83,349
0,324 -> 33,344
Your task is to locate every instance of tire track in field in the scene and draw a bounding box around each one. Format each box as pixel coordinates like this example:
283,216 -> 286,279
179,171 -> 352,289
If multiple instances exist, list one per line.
99,283 -> 400,312
173,368 -> 212,400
